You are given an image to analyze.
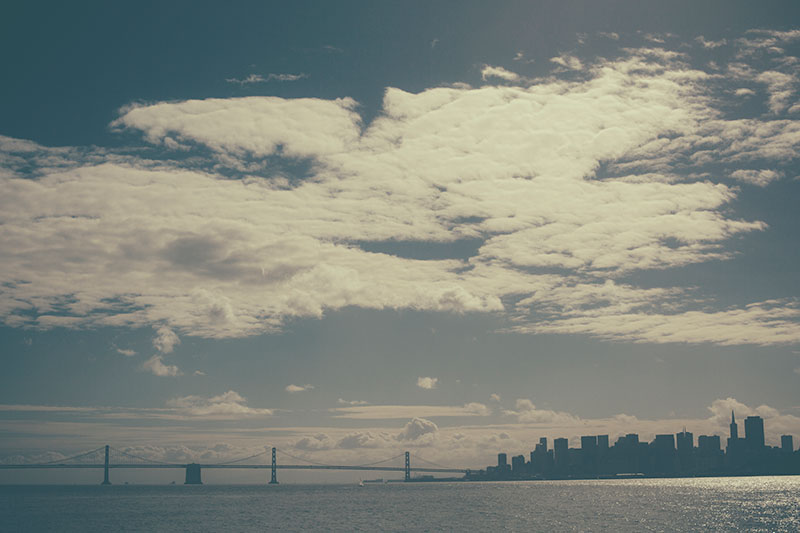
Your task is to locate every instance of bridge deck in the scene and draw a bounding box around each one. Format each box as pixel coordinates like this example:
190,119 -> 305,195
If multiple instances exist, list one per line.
0,464 -> 466,473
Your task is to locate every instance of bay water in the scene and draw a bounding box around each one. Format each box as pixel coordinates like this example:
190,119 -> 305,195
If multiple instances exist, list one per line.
2,476 -> 799,532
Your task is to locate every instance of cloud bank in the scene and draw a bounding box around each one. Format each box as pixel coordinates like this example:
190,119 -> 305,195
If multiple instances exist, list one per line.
1,32 -> 799,347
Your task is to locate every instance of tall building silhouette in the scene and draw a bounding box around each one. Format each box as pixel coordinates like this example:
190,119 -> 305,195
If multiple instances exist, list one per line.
744,416 -> 765,450
729,410 -> 738,440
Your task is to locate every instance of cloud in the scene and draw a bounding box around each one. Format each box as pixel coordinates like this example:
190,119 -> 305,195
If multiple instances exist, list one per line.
152,326 -> 180,354
756,71 -> 796,113
503,399 -> 581,425
285,384 -> 314,393
1,32 -> 798,348
430,38 -> 439,49
417,377 -> 438,390
549,53 -> 583,70
480,65 -> 520,82
730,169 -> 783,187
337,398 -> 368,406
166,390 -> 272,417
598,32 -> 620,41
141,355 -> 181,377
294,433 -> 335,451
337,431 -> 393,449
734,88 -> 755,96
696,36 -> 727,49
518,299 -> 800,346
331,403 -> 490,419
489,393 -> 501,402
396,417 -> 439,441
116,347 -> 136,357
226,73 -> 307,84
193,370 -> 206,376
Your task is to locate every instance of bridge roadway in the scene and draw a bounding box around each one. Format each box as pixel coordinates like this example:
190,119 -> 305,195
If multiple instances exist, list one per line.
0,464 -> 465,473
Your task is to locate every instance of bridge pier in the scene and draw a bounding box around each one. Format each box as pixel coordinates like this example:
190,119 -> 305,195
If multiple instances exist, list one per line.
269,447 -> 278,484
101,445 -> 111,485
405,451 -> 410,482
184,463 -> 202,484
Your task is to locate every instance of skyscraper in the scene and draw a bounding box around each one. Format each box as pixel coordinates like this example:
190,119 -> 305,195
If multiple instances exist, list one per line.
729,410 -> 738,440
554,438 -> 568,472
744,416 -> 765,450
781,435 -> 793,453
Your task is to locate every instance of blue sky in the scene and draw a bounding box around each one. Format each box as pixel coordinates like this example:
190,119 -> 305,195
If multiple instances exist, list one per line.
1,1 -> 799,481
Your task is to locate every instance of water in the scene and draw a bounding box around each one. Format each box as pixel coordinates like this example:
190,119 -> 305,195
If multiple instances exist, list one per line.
2,477 -> 799,532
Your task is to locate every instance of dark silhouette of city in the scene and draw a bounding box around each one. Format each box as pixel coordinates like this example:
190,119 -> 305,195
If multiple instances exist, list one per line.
467,412 -> 800,481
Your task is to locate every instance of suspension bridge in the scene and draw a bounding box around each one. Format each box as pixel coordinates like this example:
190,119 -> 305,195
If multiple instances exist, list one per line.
0,446 -> 471,484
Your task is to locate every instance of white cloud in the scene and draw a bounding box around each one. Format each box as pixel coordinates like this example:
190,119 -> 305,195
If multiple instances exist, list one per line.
696,36 -> 727,49
550,53 -> 583,70
480,65 -> 520,82
226,73 -> 307,84
166,390 -> 272,417
417,377 -> 438,390
730,169 -> 783,187
756,70 -> 796,113
331,403 -> 489,419
285,384 -> 314,393
152,326 -> 180,354
226,74 -> 267,84
734,88 -> 755,96
396,417 -> 439,442
337,431 -> 394,449
141,355 -> 181,377
193,370 -> 206,376
337,398 -> 368,406
112,96 -> 360,158
489,393 -> 501,402
519,300 -> 800,346
294,433 -> 335,451
116,347 -> 136,357
1,34 -> 798,348
598,32 -> 620,41
503,399 -> 581,425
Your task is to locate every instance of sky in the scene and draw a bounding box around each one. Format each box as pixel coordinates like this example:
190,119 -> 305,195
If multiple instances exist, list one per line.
1,1 -> 799,482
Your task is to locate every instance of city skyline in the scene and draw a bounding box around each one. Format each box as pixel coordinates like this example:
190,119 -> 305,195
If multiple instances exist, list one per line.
1,1 -> 800,483
474,411 -> 798,481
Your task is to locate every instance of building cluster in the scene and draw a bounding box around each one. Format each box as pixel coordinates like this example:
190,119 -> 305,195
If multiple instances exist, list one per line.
467,412 -> 799,480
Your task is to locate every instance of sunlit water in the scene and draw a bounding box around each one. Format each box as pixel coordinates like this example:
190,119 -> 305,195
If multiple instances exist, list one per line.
2,477 -> 799,532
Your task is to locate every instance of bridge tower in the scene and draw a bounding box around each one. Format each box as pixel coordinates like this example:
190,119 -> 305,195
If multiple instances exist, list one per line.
184,463 -> 202,484
269,447 -> 279,484
101,445 -> 111,485
405,451 -> 410,482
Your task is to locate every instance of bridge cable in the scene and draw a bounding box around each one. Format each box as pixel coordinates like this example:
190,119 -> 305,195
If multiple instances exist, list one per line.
410,454 -> 457,470
352,452 -> 406,468
38,447 -> 106,465
274,448 -> 342,467
109,447 -> 175,465
215,450 -> 269,465
275,448 -> 407,469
